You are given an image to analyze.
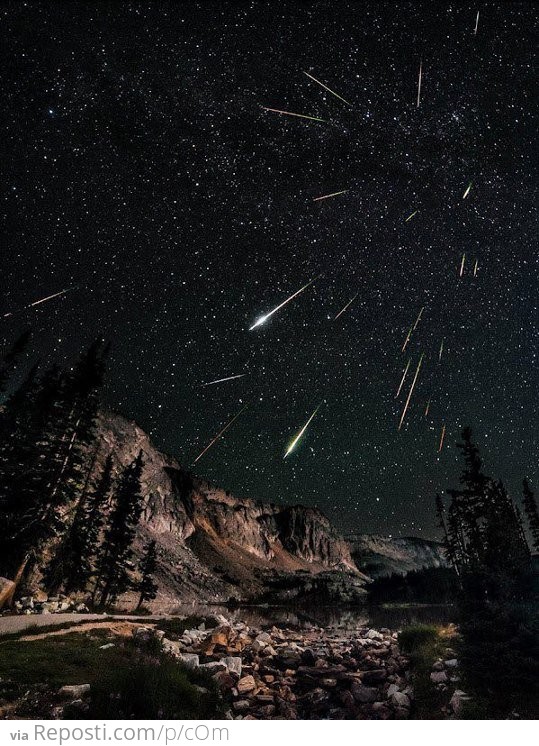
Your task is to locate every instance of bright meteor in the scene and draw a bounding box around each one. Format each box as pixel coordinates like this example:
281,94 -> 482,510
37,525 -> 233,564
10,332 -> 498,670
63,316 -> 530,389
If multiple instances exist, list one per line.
313,189 -> 348,202
200,374 -> 246,387
303,71 -> 351,105
398,353 -> 424,431
405,210 -> 418,222
192,404 -> 248,465
395,358 -> 411,398
334,292 -> 358,320
416,58 -> 423,108
284,402 -> 324,459
249,274 -> 322,330
3,287 -> 76,319
261,106 -> 326,123
463,181 -> 473,199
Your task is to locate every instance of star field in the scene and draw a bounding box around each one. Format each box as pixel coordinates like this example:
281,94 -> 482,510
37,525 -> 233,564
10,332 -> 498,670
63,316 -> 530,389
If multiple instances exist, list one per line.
2,1 -> 538,537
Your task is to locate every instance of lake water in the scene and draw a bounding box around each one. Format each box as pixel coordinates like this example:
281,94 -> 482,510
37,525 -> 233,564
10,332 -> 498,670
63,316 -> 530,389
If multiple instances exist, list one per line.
168,602 -> 456,630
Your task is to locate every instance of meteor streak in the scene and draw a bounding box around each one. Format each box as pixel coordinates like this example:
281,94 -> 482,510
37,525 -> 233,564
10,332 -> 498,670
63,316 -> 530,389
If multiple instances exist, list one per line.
261,106 -> 326,123
402,324 -> 413,352
459,253 -> 466,277
192,404 -> 248,465
201,374 -> 246,387
398,353 -> 424,431
303,71 -> 351,105
313,189 -> 348,202
473,259 -> 478,277
424,398 -> 431,417
284,402 -> 323,459
405,210 -> 418,222
395,358 -> 411,398
463,181 -> 473,199
249,274 -> 322,330
2,287 -> 75,319
439,338 -> 444,362
334,292 -> 359,320
474,10 -> 480,35
416,58 -> 423,108
413,306 -> 424,330
438,424 -> 446,452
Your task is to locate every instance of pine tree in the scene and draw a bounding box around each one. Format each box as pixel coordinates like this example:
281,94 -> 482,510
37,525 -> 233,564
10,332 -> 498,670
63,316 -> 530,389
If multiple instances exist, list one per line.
0,341 -> 107,585
94,451 -> 144,607
0,330 -> 31,394
522,479 -> 539,552
135,539 -> 158,610
51,454 -> 114,594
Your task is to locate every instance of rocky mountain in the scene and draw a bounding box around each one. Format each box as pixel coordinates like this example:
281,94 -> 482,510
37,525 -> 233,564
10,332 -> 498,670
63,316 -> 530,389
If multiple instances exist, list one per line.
348,534 -> 448,579
91,412 -> 367,610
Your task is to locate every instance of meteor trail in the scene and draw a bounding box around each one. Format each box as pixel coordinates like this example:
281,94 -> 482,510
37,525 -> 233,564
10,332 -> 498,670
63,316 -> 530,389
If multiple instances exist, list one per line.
313,189 -> 348,202
416,58 -> 423,108
439,338 -> 444,362
438,424 -> 446,452
402,325 -> 413,352
424,398 -> 431,417
334,292 -> 359,320
303,71 -> 351,105
249,274 -> 322,330
261,106 -> 326,123
473,259 -> 478,277
474,10 -> 480,35
459,253 -> 466,277
395,358 -> 411,398
463,181 -> 473,199
284,402 -> 323,459
192,404 -> 248,465
405,210 -> 418,222
3,287 -> 75,319
201,374 -> 246,387
413,306 -> 424,330
398,353 -> 424,431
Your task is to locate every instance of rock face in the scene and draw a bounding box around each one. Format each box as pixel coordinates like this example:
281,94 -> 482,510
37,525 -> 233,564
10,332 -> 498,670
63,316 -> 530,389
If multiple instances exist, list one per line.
348,534 -> 447,578
83,412 -> 365,608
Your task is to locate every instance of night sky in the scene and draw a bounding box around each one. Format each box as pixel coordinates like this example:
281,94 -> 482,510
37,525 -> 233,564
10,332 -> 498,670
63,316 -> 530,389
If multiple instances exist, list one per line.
2,2 -> 538,538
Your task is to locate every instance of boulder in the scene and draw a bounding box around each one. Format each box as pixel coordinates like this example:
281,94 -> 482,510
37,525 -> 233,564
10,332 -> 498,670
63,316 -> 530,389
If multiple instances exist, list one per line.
223,656 -> 242,677
58,684 -> 91,699
232,700 -> 251,713
178,653 -> 199,669
351,682 -> 378,703
199,661 -> 227,674
390,691 -> 411,709
450,689 -> 471,715
362,669 -> 387,685
430,671 -> 448,684
237,675 -> 256,694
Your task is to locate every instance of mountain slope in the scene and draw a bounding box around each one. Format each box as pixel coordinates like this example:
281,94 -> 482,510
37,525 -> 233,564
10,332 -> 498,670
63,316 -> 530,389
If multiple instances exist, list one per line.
348,534 -> 448,578
93,411 -> 364,608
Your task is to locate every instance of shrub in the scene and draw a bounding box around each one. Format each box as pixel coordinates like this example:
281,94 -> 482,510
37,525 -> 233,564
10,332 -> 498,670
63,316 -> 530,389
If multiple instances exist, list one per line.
82,659 -> 223,719
398,624 -> 439,655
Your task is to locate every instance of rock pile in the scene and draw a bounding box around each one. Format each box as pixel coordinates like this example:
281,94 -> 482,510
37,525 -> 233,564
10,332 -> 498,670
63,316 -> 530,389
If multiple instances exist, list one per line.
11,594 -> 89,615
149,616 -> 413,720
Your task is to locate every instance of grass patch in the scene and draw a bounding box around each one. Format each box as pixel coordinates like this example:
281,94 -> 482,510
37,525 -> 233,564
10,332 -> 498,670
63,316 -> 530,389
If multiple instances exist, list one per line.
0,632 -> 136,687
398,624 -> 451,719
0,630 -> 224,719
79,659 -> 224,719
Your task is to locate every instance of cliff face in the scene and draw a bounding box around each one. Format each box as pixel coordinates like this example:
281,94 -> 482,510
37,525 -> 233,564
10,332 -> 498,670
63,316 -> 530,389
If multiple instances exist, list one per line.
95,412 -> 362,608
348,534 -> 448,578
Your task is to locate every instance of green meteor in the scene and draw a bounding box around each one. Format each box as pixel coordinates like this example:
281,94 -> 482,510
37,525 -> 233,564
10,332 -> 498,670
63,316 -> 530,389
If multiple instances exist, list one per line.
284,402 -> 324,459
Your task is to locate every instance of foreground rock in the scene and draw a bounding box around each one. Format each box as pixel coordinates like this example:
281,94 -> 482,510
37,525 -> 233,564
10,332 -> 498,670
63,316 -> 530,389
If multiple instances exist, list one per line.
149,616 -> 413,720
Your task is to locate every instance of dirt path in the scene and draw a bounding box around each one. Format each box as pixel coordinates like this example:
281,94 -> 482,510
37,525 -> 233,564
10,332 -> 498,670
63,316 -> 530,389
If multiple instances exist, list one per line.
0,612 -> 164,637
